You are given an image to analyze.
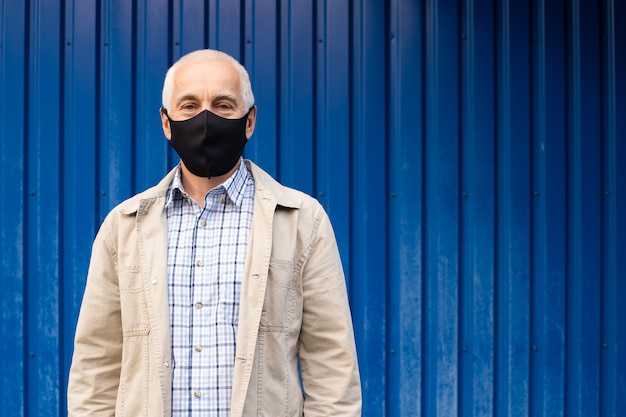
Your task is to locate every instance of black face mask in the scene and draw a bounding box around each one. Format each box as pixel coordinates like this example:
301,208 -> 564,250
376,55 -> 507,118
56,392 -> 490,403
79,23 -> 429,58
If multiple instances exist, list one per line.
165,108 -> 250,178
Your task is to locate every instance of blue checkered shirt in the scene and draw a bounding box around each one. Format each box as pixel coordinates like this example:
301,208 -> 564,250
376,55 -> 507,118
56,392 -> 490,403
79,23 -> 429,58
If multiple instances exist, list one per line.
165,161 -> 255,416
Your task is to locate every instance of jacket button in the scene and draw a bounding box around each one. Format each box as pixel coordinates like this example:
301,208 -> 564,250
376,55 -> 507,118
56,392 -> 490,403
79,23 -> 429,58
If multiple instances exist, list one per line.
164,361 -> 169,368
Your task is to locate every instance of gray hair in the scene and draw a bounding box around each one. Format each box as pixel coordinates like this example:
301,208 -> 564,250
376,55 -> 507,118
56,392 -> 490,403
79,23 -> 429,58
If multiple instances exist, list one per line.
161,49 -> 255,111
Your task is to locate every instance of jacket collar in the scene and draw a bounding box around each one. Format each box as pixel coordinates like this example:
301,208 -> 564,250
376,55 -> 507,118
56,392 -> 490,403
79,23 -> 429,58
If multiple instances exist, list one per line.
118,160 -> 301,215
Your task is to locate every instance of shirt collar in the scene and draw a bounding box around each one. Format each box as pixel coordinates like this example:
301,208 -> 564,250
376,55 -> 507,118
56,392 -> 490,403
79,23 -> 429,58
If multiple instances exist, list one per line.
165,160 -> 251,208
221,159 -> 252,207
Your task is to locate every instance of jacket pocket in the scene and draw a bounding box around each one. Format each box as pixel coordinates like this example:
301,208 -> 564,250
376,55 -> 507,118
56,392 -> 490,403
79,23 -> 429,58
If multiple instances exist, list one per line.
260,259 -> 297,332
119,266 -> 150,335
118,329 -> 150,416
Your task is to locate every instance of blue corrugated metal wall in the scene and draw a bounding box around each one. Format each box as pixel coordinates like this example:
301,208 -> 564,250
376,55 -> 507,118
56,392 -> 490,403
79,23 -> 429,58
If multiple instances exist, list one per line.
1,0 -> 624,416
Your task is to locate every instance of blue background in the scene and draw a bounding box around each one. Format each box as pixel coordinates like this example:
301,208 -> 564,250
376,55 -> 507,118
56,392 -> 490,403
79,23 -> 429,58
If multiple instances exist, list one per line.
1,0 -> 624,416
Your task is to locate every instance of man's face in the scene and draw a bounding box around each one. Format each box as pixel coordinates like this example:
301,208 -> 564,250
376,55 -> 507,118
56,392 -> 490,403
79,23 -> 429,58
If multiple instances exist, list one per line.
160,59 -> 256,140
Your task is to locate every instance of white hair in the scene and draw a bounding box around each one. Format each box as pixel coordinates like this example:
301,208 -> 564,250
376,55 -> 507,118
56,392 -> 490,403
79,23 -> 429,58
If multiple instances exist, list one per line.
161,49 -> 255,111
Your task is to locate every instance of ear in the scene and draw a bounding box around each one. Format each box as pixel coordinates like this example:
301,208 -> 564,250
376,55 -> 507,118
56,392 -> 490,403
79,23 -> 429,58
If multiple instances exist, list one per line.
160,108 -> 172,140
245,106 -> 257,140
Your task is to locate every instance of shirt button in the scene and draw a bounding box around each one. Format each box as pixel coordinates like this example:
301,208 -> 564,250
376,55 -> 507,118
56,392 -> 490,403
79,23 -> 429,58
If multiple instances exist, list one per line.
194,345 -> 202,352
194,391 -> 201,398
200,220 -> 207,227
195,301 -> 203,309
196,260 -> 204,267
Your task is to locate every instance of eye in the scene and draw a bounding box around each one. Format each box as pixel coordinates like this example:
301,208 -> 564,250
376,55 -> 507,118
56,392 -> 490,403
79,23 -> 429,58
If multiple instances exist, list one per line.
182,103 -> 198,111
216,102 -> 234,110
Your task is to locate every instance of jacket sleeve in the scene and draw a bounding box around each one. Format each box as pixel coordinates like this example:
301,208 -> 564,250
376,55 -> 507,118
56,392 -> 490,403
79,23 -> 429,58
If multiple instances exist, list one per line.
298,208 -> 362,416
67,219 -> 122,416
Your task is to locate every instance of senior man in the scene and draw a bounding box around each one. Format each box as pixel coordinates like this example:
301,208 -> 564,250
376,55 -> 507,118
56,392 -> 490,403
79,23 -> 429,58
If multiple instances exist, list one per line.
67,49 -> 361,416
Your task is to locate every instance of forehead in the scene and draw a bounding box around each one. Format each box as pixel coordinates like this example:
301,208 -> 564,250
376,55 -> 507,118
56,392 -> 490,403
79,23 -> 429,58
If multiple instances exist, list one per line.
172,59 -> 241,100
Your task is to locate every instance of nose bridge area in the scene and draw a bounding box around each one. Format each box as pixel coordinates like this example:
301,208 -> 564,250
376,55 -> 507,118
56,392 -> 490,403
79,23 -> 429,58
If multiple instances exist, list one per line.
201,87 -> 215,110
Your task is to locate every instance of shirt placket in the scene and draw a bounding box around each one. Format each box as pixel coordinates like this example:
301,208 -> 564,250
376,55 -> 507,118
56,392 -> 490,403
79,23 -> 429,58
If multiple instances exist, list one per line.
190,190 -> 223,413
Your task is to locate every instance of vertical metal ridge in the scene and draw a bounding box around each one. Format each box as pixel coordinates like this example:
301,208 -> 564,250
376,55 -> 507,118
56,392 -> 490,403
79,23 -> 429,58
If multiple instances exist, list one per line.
26,1 -> 63,415
530,0 -> 568,415
566,0 -> 603,415
424,0 -> 461,415
130,0 -> 138,196
94,0 -> 103,224
277,0 -> 314,194
98,0 -> 109,221
350,1 -> 388,415
601,1 -> 626,415
57,2 -> 68,414
1,0 -> 28,414
134,0 -> 171,192
386,0 -> 423,415
495,0 -> 532,415
60,1 -> 98,414
311,0 -> 319,198
459,0 -> 497,416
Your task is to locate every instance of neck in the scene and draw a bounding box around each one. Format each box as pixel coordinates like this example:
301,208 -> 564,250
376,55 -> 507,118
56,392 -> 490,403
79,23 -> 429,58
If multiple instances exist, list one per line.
179,160 -> 241,207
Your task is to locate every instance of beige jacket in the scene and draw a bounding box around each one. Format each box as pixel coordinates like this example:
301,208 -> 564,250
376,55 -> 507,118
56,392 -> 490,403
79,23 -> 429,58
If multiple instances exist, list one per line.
67,160 -> 361,416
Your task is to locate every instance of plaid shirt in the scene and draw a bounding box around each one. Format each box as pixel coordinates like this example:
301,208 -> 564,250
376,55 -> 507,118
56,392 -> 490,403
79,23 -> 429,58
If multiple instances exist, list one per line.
165,161 -> 255,416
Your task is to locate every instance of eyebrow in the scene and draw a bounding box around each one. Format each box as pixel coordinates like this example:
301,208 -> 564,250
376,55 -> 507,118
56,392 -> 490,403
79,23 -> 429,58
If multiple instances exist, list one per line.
174,93 -> 240,107
212,94 -> 239,105
174,94 -> 201,106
